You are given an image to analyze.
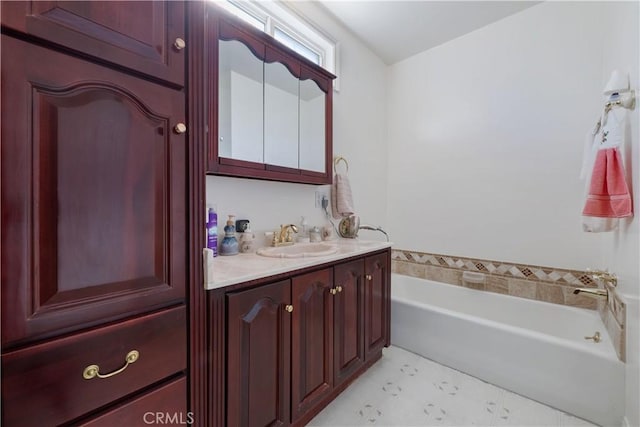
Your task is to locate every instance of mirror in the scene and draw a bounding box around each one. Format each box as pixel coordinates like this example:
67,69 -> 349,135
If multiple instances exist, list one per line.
299,79 -> 325,172
264,61 -> 299,169
218,39 -> 264,164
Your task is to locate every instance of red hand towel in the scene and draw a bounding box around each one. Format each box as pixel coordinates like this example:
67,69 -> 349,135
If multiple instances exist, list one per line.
582,147 -> 632,218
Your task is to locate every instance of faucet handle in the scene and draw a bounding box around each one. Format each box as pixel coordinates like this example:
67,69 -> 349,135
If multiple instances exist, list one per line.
587,269 -> 617,286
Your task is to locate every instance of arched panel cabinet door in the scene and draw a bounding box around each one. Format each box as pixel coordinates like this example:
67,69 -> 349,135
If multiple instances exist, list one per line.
0,1 -> 185,87
226,280 -> 292,427
0,35 -> 187,349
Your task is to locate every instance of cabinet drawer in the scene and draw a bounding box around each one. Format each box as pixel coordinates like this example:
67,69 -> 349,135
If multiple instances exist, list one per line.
80,376 -> 188,427
1,306 -> 186,427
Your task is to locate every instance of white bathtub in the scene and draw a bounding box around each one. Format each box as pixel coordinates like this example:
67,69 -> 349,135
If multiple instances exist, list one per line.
391,273 -> 624,427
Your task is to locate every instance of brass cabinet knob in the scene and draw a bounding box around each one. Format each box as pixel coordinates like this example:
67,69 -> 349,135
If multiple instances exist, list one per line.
174,123 -> 187,134
336,286 -> 343,293
366,274 -> 372,281
83,350 -> 139,380
174,37 -> 186,50
285,304 -> 294,313
330,288 -> 337,295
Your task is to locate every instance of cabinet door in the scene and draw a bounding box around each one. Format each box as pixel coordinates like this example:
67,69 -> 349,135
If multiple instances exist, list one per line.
333,259 -> 365,387
364,252 -> 390,361
1,36 -> 186,348
291,269 -> 334,422
1,1 -> 185,86
227,280 -> 291,427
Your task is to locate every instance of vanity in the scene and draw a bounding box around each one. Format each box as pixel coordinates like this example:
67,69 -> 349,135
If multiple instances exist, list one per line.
206,240 -> 392,426
203,4 -> 390,427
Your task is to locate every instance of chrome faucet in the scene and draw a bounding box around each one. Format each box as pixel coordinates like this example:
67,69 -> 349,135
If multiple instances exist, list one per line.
573,288 -> 608,300
273,224 -> 298,247
358,225 -> 390,242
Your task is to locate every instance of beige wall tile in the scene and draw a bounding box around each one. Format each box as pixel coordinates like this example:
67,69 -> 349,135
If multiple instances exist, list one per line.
392,260 -> 426,279
486,276 -> 508,294
563,286 -> 598,310
508,278 -> 537,300
536,283 -> 565,305
424,265 -> 445,282
603,309 -> 625,362
441,268 -> 462,286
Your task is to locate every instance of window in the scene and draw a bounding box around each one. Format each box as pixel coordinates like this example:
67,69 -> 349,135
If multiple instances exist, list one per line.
214,0 -> 338,88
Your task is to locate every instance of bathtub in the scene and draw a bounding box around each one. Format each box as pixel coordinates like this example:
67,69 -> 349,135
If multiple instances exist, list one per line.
390,274 -> 624,427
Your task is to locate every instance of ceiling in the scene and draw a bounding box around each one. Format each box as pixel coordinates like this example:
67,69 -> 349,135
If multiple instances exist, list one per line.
317,1 -> 540,64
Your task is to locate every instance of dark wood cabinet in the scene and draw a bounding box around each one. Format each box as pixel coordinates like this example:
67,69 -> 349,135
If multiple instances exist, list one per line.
226,280 -> 292,427
2,307 -> 187,427
333,259 -> 366,386
291,269 -> 334,422
79,377 -> 188,427
1,1 -> 191,424
365,252 -> 391,360
1,1 -> 185,86
1,35 -> 187,348
220,250 -> 390,427
206,5 -> 335,184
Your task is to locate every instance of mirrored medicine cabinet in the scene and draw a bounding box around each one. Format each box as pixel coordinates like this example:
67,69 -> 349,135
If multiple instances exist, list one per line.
208,6 -> 336,184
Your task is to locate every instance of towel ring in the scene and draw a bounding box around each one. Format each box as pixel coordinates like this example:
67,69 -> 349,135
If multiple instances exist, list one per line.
334,156 -> 349,174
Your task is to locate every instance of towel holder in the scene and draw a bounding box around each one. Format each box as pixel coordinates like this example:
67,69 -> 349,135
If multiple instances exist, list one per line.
334,156 -> 349,174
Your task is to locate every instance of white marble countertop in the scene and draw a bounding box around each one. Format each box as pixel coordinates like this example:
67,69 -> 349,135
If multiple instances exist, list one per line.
204,239 -> 393,290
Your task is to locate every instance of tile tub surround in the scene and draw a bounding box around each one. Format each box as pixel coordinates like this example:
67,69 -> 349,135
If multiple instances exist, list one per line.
598,280 -> 627,362
391,249 -> 599,309
392,249 -> 627,362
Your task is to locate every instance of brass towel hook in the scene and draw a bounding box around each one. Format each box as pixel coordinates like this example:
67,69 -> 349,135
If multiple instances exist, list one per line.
334,156 -> 349,174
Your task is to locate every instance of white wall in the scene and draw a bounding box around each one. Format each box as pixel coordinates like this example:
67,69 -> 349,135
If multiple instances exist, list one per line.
387,2 -> 609,270
386,2 -> 639,424
206,1 -> 388,238
599,3 -> 640,426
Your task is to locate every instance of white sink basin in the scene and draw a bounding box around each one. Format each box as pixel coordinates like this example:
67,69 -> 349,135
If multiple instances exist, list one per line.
257,243 -> 339,258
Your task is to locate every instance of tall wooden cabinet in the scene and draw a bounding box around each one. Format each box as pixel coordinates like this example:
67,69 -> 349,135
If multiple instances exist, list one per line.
1,2 -> 192,425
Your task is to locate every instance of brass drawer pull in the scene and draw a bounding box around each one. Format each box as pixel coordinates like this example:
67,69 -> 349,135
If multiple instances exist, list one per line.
336,285 -> 343,293
330,288 -> 337,295
83,350 -> 139,380
285,304 -> 294,313
366,274 -> 372,281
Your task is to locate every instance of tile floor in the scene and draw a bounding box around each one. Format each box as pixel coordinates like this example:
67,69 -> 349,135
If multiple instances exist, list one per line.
309,346 -> 597,427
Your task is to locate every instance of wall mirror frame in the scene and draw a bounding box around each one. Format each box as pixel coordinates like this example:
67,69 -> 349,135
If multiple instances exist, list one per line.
207,5 -> 336,185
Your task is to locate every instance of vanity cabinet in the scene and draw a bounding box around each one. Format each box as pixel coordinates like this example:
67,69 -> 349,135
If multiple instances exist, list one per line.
333,259 -> 366,386
226,280 -> 292,427
291,269 -> 335,422
221,250 -> 390,427
207,5 -> 335,184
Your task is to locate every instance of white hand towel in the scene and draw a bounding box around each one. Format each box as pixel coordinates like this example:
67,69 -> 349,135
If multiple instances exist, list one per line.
331,173 -> 355,219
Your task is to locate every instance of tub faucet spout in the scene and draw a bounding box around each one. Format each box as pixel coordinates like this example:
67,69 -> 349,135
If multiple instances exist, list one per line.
573,288 -> 608,300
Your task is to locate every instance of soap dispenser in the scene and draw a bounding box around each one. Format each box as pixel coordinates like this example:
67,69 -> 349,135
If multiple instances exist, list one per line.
220,215 -> 239,256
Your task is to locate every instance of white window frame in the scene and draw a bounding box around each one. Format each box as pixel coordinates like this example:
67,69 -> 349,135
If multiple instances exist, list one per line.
214,0 -> 340,90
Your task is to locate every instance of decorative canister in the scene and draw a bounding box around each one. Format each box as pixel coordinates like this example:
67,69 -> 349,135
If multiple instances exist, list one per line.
220,215 -> 239,256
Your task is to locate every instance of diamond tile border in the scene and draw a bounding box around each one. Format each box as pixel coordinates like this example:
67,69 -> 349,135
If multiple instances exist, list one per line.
391,249 -> 594,286
392,248 -> 626,362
